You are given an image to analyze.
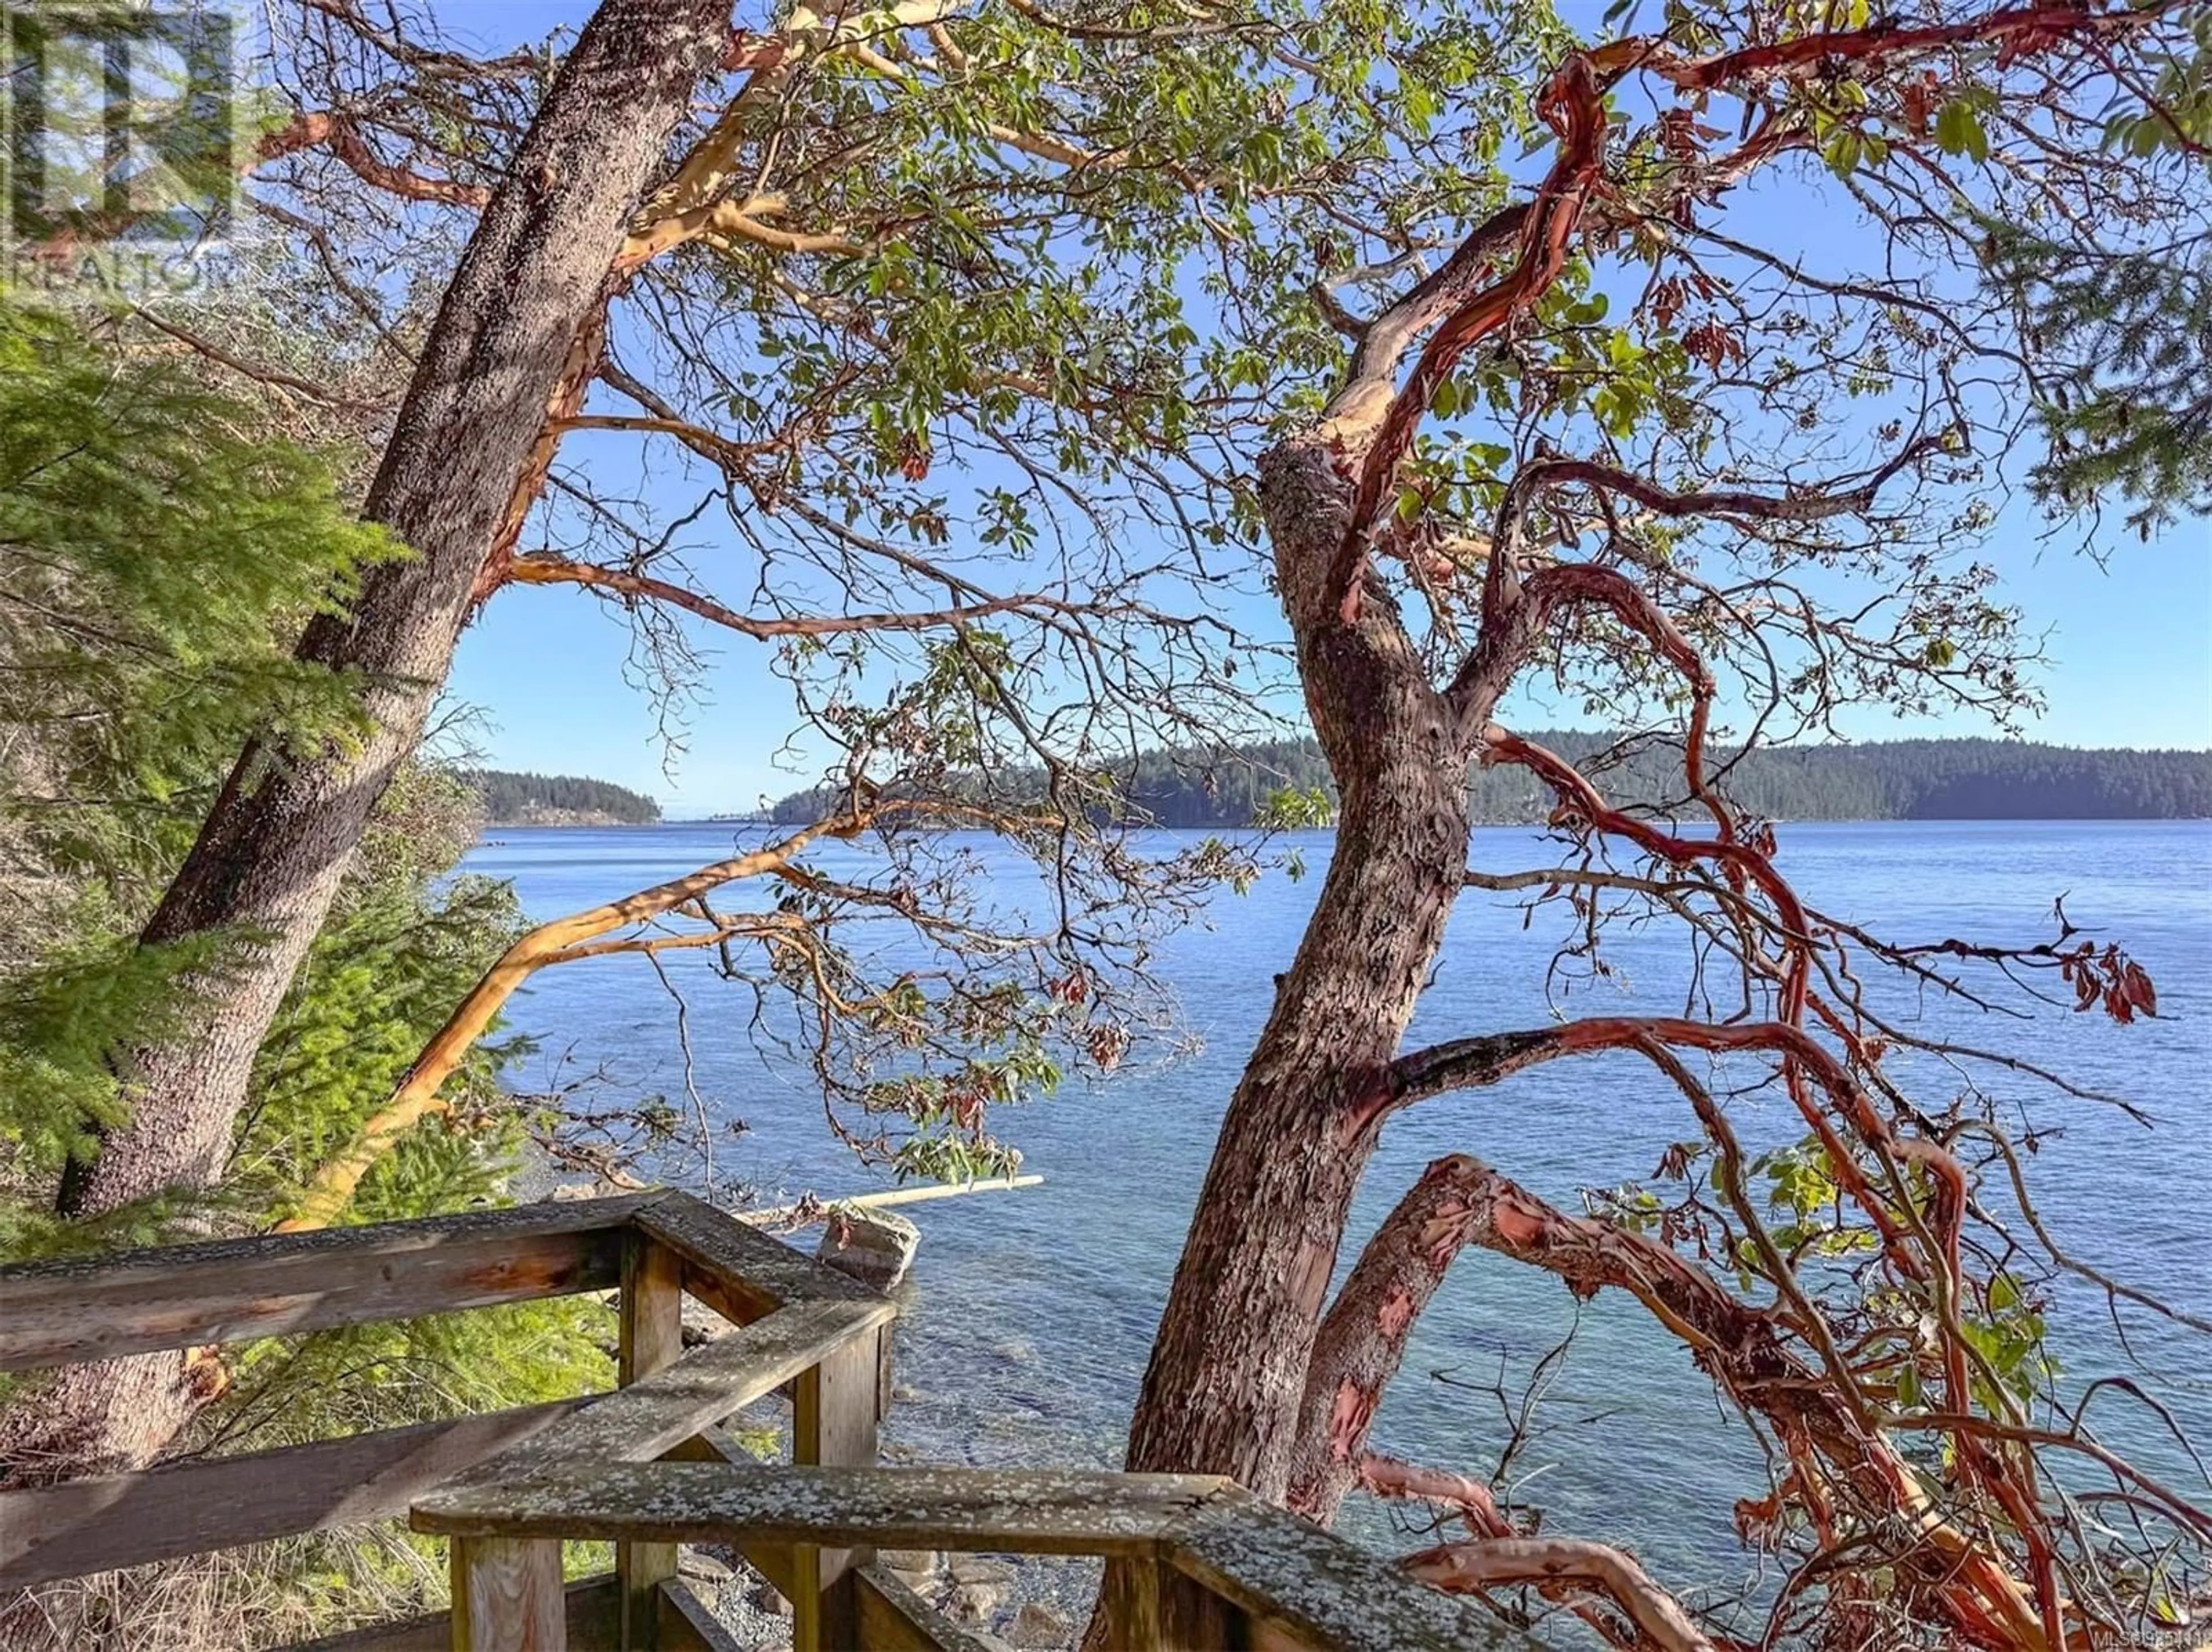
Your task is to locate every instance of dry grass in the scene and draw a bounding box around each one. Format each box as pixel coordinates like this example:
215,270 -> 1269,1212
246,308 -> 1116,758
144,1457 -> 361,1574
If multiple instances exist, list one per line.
0,1525 -> 445,1651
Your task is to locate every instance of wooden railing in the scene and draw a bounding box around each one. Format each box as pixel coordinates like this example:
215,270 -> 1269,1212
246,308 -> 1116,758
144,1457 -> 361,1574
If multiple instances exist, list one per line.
1,1193 -> 1526,1651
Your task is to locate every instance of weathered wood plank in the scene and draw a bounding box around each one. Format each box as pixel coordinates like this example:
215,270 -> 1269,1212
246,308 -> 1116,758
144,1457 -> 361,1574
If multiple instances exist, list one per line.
634,1192 -> 880,1324
654,1577 -> 745,1652
619,1237 -> 685,1650
791,1327 -> 880,1652
619,1233 -> 687,1384
452,1535 -> 566,1651
284,1577 -> 620,1651
1093,1546 -> 1229,1649
0,1198 -> 650,1371
0,1400 -> 584,1590
0,1196 -> 650,1291
656,1431 -> 805,1604
853,1564 -> 1007,1652
414,1462 -> 1226,1554
1169,1490 -> 1537,1651
429,1298 -> 892,1501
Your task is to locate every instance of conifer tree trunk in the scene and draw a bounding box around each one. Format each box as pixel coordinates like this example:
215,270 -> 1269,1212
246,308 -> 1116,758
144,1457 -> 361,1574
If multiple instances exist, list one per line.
10,0 -> 730,1483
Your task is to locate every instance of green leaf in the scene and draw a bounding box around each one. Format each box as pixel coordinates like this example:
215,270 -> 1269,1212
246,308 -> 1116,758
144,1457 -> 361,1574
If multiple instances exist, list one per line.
1936,101 -> 1989,163
1823,128 -> 1863,181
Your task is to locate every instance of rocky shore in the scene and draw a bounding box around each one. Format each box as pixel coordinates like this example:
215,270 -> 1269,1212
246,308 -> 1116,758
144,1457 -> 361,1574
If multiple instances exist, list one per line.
678,1541 -> 1085,1651
479,806 -> 643,827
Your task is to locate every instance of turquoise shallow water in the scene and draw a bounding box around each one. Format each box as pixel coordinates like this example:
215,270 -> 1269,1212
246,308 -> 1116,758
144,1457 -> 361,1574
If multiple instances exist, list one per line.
463,818 -> 2212,1613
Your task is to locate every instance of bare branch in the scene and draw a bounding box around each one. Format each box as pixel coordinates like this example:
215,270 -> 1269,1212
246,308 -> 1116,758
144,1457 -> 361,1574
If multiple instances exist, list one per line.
1403,1537 -> 1716,1652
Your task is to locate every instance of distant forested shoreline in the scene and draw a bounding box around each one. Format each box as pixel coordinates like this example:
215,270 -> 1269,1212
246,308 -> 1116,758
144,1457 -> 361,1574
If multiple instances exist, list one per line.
766,736 -> 2212,828
463,768 -> 661,825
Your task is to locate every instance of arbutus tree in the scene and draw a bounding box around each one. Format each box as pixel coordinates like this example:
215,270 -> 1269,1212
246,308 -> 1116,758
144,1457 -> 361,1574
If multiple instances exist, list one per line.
1102,2 -> 2212,1647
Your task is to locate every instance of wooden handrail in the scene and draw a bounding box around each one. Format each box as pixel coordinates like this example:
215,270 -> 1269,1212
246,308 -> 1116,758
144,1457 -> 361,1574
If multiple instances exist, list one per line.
415,1462 -> 1527,1650
417,1461 -> 1228,1551
0,1192 -> 896,1651
0,1401 -> 584,1591
1169,1493 -> 1531,1650
0,1196 -> 655,1370
0,1191 -> 1530,1651
632,1192 -> 882,1324
446,1298 -> 896,1487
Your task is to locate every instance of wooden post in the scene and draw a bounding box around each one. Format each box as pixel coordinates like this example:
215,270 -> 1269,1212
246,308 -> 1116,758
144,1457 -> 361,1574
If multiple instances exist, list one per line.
451,1535 -> 566,1651
1096,1555 -> 1238,1651
790,1325 -> 882,1651
1124,1554 -> 1166,1649
618,1236 -> 685,1650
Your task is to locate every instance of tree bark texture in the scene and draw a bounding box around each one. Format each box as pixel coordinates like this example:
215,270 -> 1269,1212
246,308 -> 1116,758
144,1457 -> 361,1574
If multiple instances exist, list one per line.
1089,428 -> 1474,1647
12,0 -> 731,1485
1109,200 -> 1550,1542
1123,432 -> 1471,1496
1285,1153 -> 1490,1523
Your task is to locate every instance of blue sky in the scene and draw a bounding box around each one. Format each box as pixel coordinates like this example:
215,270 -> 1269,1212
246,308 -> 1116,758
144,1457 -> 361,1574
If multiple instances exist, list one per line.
447,516 -> 2212,814
430,1 -> 2212,816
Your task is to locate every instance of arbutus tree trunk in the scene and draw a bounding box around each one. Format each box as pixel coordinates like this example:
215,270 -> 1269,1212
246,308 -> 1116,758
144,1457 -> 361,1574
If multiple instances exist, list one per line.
1096,430 -> 1474,1638
1094,187 -> 1559,1642
9,0 -> 732,1485
1285,1153 -> 1491,1525
1094,20 -> 2165,1637
1124,435 -> 1470,1491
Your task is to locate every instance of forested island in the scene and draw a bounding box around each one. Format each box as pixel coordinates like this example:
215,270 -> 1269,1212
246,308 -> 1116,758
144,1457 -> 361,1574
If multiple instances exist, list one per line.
463,768 -> 661,825
768,735 -> 2212,828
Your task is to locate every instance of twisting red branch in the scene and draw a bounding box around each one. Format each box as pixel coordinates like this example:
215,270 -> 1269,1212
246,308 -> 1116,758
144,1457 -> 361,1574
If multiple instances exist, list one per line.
1359,1151 -> 2055,1650
1483,725 -> 1809,997
1461,497 -> 2168,1641
1328,55 -> 1611,624
1404,1537 -> 1718,1652
1455,715 -> 2090,1645
254,111 -> 494,207
1409,592 -> 2099,1642
1334,0 -> 2154,635
1602,3 -> 2178,93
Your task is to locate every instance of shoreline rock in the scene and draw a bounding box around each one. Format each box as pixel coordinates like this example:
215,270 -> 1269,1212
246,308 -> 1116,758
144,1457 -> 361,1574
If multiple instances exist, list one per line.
816,1206 -> 922,1290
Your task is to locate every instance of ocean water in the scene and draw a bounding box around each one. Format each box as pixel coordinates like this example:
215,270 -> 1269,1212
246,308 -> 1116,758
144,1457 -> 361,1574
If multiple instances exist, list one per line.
461,819 -> 2212,1608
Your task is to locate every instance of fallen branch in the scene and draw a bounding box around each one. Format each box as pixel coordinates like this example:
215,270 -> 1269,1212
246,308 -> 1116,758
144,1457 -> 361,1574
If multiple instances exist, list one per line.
741,1173 -> 1044,1228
